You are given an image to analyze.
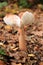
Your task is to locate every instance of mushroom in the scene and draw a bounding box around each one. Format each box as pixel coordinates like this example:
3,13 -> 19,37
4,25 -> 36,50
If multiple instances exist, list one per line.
3,11 -> 35,52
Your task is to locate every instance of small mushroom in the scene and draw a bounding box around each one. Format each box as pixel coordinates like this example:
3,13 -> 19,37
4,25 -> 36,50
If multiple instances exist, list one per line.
3,11 -> 35,52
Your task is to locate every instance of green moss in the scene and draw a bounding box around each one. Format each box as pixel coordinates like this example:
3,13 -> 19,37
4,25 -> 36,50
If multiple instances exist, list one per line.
0,2 -> 8,9
18,0 -> 29,8
0,47 -> 6,55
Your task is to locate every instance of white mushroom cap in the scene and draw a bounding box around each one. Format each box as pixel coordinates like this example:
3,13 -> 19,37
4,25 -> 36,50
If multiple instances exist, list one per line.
3,11 -> 35,27
21,11 -> 35,26
3,15 -> 21,27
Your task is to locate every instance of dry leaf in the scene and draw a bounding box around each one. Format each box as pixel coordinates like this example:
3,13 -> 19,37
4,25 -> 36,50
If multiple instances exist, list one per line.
31,31 -> 43,36
4,25 -> 12,31
0,60 -> 5,65
28,54 -> 35,57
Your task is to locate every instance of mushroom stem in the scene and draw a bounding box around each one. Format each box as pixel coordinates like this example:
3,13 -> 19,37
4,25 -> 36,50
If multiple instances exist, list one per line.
18,27 -> 27,52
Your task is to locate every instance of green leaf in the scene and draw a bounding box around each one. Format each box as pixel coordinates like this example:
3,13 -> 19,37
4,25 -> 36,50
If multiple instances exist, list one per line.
0,2 -> 8,9
0,48 -> 6,55
18,0 -> 29,8
0,3 -> 3,9
2,2 -> 8,7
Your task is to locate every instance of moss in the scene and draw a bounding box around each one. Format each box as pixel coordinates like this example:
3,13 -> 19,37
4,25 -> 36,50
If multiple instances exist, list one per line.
0,2 -> 8,9
18,0 -> 29,8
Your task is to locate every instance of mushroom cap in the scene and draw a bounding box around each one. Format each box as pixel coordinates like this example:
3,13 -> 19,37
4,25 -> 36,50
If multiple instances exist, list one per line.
21,11 -> 35,26
3,11 -> 35,27
3,15 -> 21,27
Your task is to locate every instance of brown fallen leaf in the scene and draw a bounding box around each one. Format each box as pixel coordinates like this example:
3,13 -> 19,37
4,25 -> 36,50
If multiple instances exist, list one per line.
0,18 -> 2,21
4,25 -> 12,32
0,22 -> 4,29
0,60 -> 5,65
28,54 -> 35,57
11,62 -> 22,65
0,36 -> 5,41
31,31 -> 43,36
13,47 -> 18,51
39,62 -> 43,65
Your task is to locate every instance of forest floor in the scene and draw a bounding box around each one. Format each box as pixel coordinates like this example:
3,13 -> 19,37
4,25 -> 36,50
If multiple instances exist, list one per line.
0,8 -> 43,65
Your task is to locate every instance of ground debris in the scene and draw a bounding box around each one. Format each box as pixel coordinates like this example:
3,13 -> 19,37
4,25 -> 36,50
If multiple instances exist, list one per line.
0,10 -> 43,65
